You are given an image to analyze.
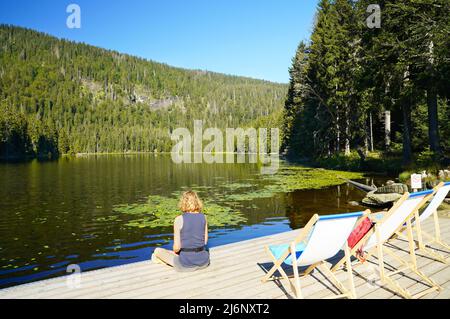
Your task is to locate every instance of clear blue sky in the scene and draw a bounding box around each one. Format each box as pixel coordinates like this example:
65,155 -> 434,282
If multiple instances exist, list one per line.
0,0 -> 319,83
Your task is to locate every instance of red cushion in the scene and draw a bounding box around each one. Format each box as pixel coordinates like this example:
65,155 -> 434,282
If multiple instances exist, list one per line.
347,217 -> 373,249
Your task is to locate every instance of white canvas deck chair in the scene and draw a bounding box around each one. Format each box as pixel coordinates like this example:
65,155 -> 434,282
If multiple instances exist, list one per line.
332,190 -> 441,299
261,211 -> 370,299
396,181 -> 450,263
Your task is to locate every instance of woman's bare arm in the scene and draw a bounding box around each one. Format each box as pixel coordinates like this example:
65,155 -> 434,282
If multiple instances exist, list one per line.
173,216 -> 183,253
204,216 -> 208,245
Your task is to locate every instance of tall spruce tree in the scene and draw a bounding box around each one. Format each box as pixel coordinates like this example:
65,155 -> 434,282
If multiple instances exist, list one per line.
282,42 -> 310,155
306,0 -> 341,156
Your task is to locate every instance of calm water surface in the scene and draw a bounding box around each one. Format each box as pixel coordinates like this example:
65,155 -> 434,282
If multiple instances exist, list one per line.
0,154 -> 385,288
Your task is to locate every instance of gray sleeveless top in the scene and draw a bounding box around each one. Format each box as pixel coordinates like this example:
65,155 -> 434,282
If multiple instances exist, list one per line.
179,213 -> 210,267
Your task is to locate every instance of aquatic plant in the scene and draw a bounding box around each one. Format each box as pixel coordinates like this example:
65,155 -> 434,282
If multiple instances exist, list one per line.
264,166 -> 364,192
221,183 -> 256,190
214,165 -> 364,202
114,195 -> 246,229
112,163 -> 364,228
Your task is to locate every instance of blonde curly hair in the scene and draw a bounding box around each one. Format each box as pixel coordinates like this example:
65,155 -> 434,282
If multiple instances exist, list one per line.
179,191 -> 203,213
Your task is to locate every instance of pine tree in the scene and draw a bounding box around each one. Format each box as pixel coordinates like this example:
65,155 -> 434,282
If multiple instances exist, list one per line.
282,42 -> 310,155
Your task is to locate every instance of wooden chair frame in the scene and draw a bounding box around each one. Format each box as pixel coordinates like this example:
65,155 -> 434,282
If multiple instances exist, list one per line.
331,193 -> 410,272
331,192 -> 442,299
261,210 -> 371,299
395,182 -> 449,264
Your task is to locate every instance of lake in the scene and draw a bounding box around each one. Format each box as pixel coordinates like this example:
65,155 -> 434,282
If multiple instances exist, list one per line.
0,154 -> 383,288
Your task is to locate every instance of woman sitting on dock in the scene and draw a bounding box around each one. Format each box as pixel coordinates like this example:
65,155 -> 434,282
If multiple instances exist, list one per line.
152,191 -> 210,272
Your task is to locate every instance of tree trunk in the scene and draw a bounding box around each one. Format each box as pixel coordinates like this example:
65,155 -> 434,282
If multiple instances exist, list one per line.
364,134 -> 369,155
401,103 -> 412,165
369,112 -> 374,152
336,105 -> 340,154
345,104 -> 350,155
384,110 -> 391,149
427,86 -> 441,155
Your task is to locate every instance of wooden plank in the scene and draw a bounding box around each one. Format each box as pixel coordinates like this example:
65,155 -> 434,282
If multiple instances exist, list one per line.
0,230 -> 300,299
65,232 -> 301,299
0,217 -> 448,299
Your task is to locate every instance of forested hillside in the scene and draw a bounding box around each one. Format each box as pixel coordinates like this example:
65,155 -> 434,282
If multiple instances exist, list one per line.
0,25 -> 287,159
283,0 -> 450,169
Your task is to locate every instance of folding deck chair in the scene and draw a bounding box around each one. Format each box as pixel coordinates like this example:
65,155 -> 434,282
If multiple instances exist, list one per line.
261,210 -> 371,299
332,190 -> 441,299
396,181 -> 450,263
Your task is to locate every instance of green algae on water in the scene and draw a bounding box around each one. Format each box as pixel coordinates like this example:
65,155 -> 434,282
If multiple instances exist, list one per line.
213,165 -> 364,203
111,163 -> 364,229
262,166 -> 364,192
114,195 -> 246,229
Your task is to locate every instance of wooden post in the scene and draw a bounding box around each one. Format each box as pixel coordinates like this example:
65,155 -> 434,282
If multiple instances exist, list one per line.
375,225 -> 384,278
345,244 -> 356,299
406,218 -> 418,270
433,209 -> 441,243
290,243 -> 303,299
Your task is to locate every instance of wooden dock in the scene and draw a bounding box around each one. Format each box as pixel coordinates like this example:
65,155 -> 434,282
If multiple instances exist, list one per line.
0,217 -> 449,299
